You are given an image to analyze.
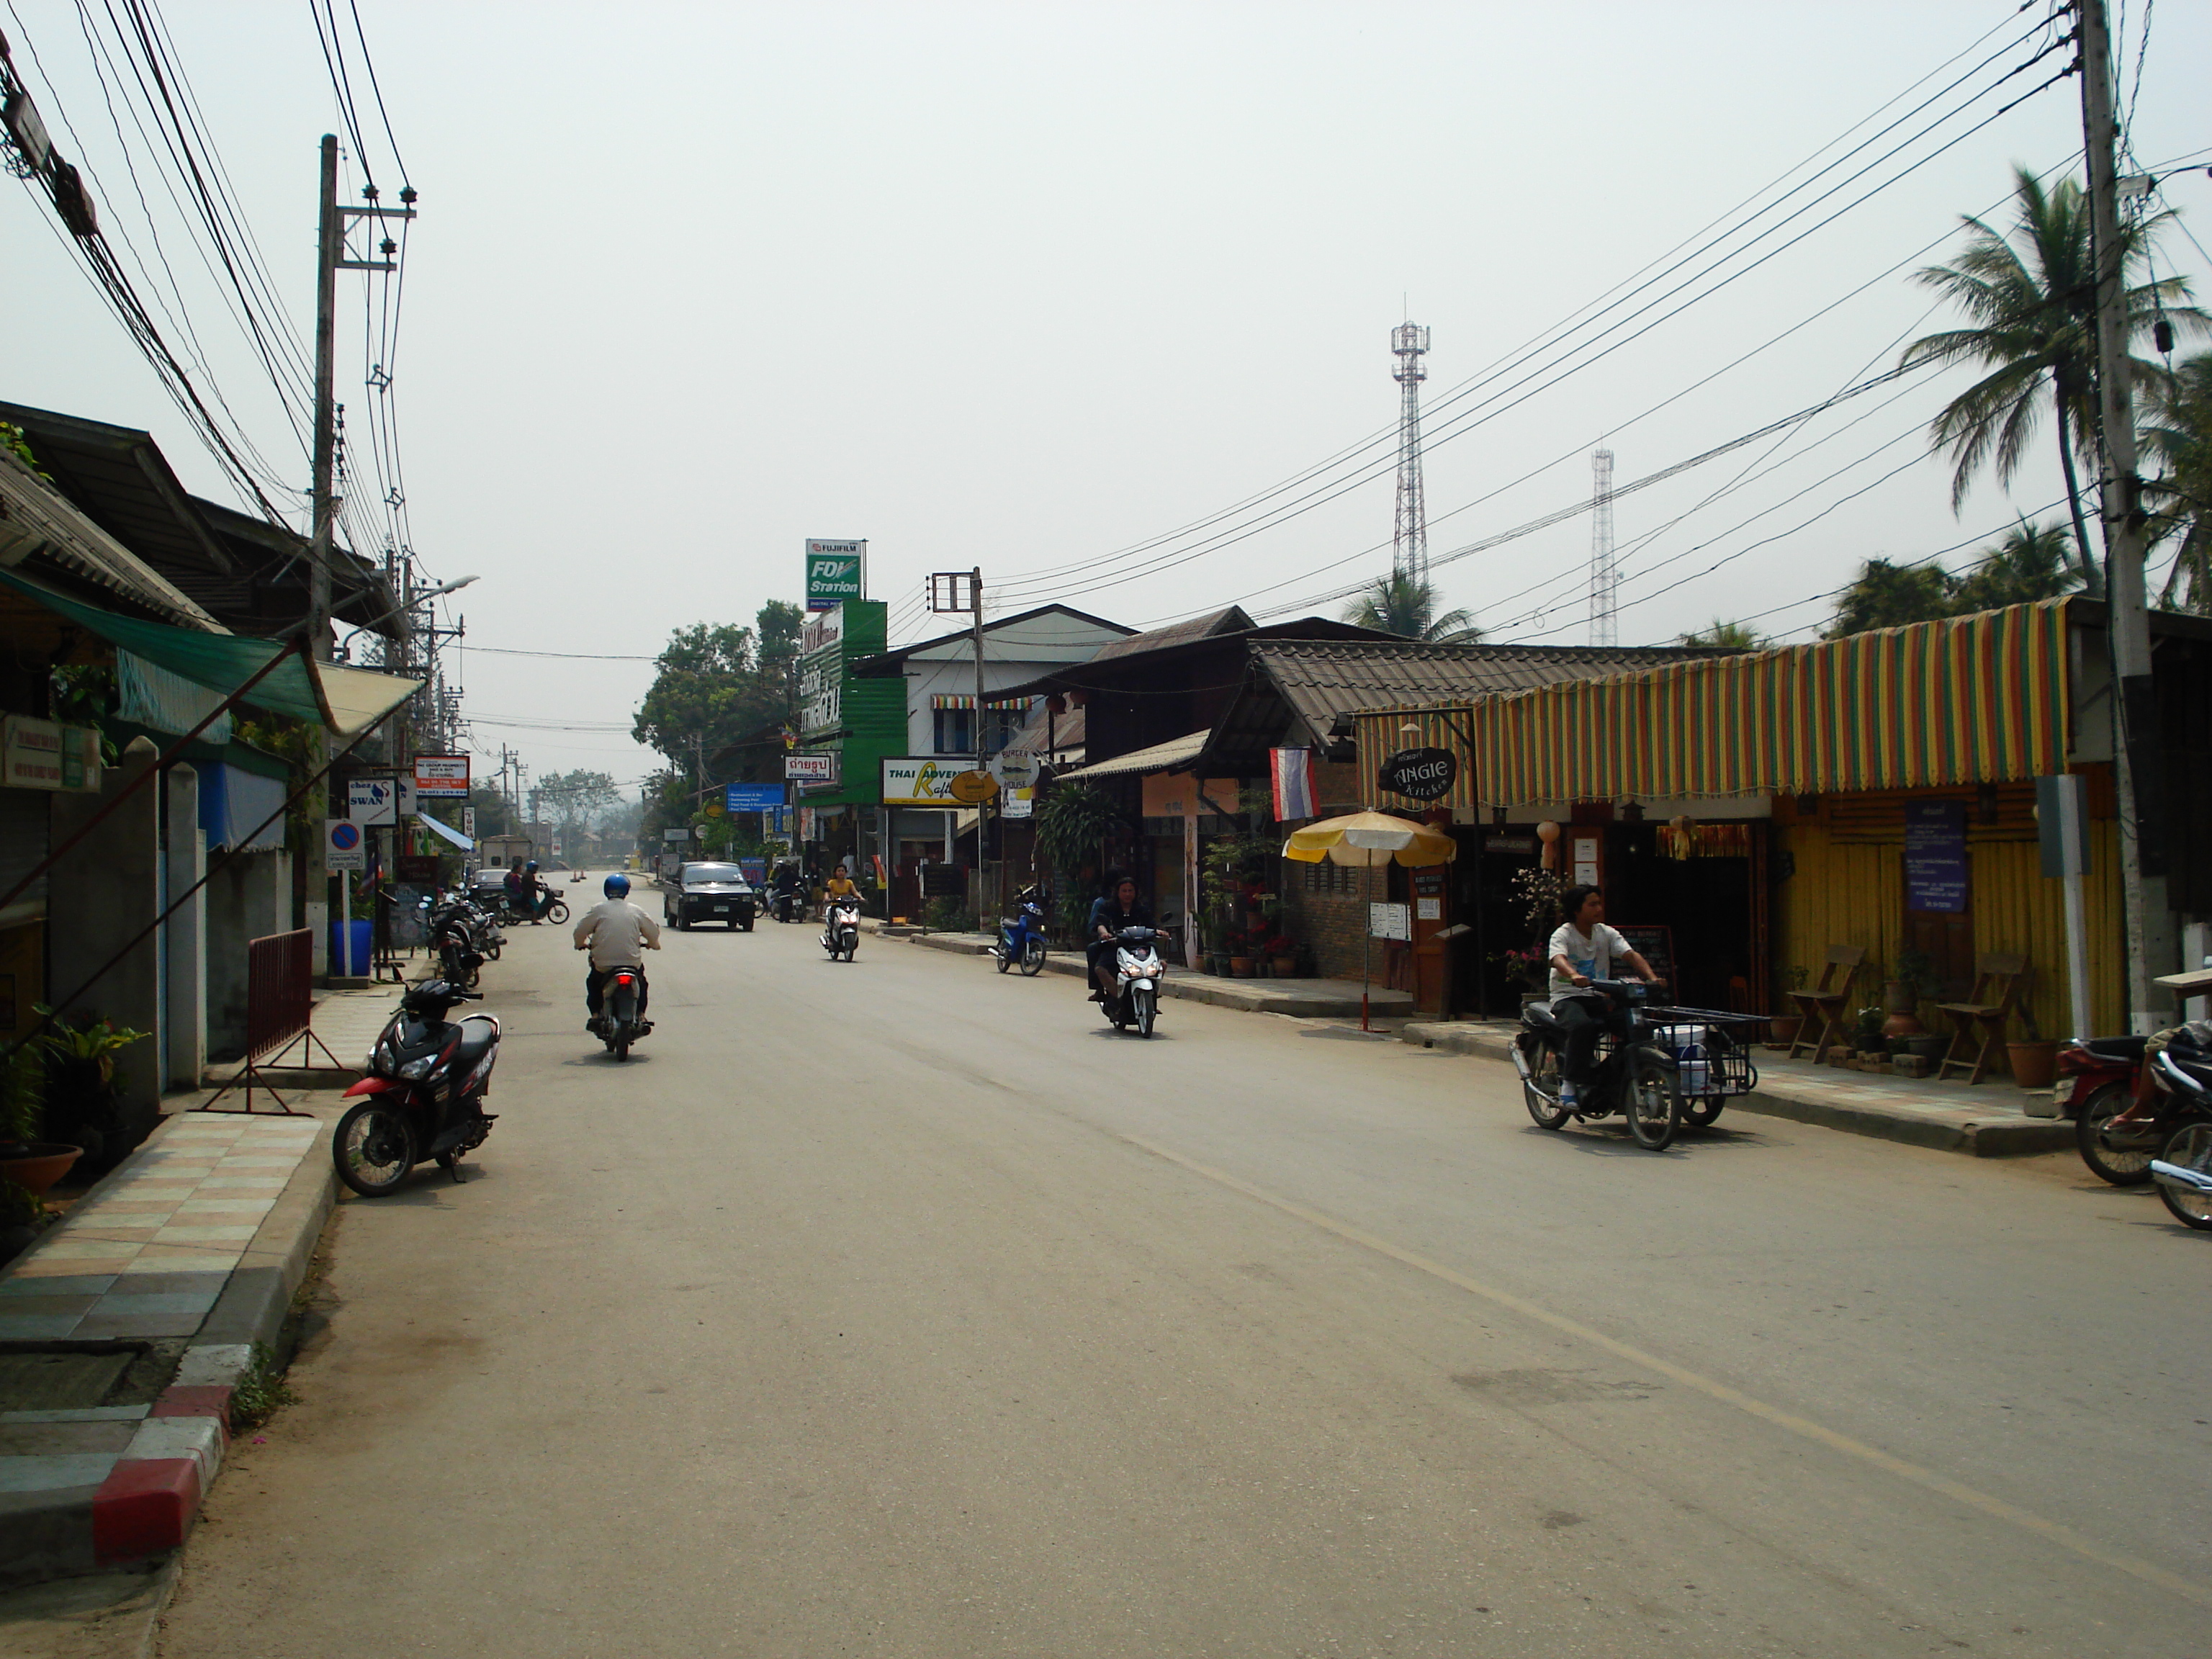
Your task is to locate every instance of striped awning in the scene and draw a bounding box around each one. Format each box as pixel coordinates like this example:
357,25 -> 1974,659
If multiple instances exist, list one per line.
930,693 -> 1031,711
1358,600 -> 2073,809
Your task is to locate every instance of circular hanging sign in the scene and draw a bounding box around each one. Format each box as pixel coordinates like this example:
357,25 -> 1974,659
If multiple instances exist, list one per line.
1379,747 -> 1457,801
948,769 -> 1000,804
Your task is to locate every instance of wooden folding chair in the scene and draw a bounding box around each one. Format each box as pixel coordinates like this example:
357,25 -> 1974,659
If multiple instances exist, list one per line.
1936,953 -> 2028,1084
1787,944 -> 1866,1061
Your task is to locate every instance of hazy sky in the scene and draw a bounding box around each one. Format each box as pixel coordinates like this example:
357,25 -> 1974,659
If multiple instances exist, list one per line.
6,1 -> 2208,792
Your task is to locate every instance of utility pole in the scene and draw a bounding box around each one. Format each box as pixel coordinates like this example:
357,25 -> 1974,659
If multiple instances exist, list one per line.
2080,0 -> 2172,1028
971,565 -> 992,928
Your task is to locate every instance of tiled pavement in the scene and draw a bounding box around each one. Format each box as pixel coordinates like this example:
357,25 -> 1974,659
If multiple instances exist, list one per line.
0,1115 -> 320,1344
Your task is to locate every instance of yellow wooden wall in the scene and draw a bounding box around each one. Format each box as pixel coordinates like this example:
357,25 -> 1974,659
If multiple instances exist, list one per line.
1773,819 -> 2122,1039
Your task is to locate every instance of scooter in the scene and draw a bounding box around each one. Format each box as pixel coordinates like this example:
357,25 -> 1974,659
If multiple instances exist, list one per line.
994,885 -> 1048,976
334,980 -> 500,1195
2055,1033 -> 2210,1186
1102,924 -> 1166,1037
590,966 -> 652,1061
771,889 -> 801,924
822,898 -> 860,962
1511,979 -> 1683,1151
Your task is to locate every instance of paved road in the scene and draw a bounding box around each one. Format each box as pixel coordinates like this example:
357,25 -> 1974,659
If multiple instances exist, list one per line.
156,886 -> 2209,1658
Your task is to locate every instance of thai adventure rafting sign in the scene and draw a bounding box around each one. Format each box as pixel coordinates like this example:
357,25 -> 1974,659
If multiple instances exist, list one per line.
1379,747 -> 1457,801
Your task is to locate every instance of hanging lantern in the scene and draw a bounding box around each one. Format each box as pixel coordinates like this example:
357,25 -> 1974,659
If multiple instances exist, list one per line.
1536,819 -> 1561,869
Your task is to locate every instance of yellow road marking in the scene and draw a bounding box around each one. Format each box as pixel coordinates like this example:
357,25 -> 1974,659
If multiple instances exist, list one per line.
1120,1131 -> 2209,1610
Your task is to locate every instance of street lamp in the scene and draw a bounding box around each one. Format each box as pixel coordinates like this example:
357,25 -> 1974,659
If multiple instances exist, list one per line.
336,574 -> 480,661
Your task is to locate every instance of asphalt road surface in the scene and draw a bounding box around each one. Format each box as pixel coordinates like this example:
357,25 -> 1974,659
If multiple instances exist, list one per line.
154,883 -> 2210,1658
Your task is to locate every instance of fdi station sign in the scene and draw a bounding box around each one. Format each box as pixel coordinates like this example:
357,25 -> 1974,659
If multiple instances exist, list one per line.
1378,747 -> 1458,801
804,539 -> 867,612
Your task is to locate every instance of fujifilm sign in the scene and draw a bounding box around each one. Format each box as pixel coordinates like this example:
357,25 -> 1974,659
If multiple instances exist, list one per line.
804,539 -> 866,612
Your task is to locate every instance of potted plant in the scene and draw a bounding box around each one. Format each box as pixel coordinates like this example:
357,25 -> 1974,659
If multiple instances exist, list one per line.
2006,994 -> 2058,1089
1493,946 -> 1551,1012
1851,1004 -> 1887,1066
1881,950 -> 1940,1038
37,1010 -> 148,1177
0,1038 -> 78,1202
1265,935 -> 1298,978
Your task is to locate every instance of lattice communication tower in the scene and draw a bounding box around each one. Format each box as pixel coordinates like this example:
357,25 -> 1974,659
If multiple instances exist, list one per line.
1589,447 -> 1617,647
1391,323 -> 1430,588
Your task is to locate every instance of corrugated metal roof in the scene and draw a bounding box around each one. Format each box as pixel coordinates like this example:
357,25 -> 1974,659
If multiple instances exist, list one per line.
1089,606 -> 1251,660
1250,640 -> 1720,746
0,448 -> 224,629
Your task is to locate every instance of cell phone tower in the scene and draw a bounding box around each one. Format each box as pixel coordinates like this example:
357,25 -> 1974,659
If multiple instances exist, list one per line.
1390,323 -> 1430,588
1589,447 -> 1617,647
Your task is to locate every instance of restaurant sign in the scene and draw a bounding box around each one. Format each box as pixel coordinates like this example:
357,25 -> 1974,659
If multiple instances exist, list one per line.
1378,746 -> 1457,801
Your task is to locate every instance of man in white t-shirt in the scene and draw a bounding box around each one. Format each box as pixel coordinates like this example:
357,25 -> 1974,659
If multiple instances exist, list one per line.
1545,885 -> 1660,1105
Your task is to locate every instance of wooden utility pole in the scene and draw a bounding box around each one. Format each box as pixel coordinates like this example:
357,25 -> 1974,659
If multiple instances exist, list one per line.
2079,0 -> 2172,1028
971,566 -> 992,927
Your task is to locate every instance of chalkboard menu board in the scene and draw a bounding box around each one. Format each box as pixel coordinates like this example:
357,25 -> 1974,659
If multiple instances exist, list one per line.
1614,924 -> 1676,991
1905,799 -> 1969,912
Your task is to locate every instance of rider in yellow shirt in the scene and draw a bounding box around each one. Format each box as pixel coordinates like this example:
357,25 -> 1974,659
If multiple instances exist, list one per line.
822,863 -> 861,904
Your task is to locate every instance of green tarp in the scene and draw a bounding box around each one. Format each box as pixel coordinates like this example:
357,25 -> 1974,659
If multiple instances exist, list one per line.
0,567 -> 420,734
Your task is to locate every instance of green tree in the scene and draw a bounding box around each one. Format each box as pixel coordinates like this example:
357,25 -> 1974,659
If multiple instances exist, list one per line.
631,601 -> 806,780
533,770 -> 622,845
1902,166 -> 2203,598
1826,559 -> 1956,637
1951,516 -> 2088,613
2142,350 -> 2212,613
1678,619 -> 1769,649
1341,572 -> 1480,642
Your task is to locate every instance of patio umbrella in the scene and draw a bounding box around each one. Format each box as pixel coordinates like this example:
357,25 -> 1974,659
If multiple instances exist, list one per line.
1282,811 -> 1457,1028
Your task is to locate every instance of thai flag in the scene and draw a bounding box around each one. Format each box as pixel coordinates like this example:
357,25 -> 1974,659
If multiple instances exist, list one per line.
1270,747 -> 1316,822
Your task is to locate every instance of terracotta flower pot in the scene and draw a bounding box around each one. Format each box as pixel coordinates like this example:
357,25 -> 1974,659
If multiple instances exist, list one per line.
2007,1040 -> 2059,1089
1228,956 -> 1254,978
1270,956 -> 1297,978
1768,1015 -> 1802,1046
0,1143 -> 83,1200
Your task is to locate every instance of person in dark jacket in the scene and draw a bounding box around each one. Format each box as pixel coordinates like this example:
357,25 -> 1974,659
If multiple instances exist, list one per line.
1086,875 -> 1149,1001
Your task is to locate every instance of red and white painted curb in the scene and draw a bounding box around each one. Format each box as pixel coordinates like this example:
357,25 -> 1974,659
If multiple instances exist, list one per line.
88,1344 -> 250,1568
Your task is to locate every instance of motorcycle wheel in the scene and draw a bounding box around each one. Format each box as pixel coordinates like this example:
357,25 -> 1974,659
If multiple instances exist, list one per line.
1135,986 -> 1156,1038
1682,1100 -> 1725,1128
1020,939 -> 1046,976
1624,1049 -> 1683,1151
2155,1121 -> 2212,1230
997,942 -> 1013,974
547,901 -> 570,925
1521,1039 -> 1572,1130
2074,1082 -> 2158,1185
333,1101 -> 416,1197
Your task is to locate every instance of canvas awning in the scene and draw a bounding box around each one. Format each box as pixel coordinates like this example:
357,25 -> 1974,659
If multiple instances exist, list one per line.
0,567 -> 420,736
414,811 -> 474,854
1056,727 -> 1211,781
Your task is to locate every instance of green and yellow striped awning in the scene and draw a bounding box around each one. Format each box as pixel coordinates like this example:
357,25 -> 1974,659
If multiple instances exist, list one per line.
1358,600 -> 2072,810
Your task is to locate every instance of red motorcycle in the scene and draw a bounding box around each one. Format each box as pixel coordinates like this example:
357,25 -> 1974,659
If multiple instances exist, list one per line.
2060,1033 -> 2208,1185
333,980 -> 501,1195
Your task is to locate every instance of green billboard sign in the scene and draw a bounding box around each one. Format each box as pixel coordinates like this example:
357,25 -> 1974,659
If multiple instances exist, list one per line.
804,538 -> 866,612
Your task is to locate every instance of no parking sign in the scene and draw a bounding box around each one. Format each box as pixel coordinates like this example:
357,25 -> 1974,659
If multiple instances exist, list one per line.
325,819 -> 366,871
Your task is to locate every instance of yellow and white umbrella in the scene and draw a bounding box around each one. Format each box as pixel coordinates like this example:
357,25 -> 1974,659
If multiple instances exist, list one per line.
1280,811 -> 1455,1028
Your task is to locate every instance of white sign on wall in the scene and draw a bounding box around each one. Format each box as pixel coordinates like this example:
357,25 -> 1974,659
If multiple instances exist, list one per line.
1369,902 -> 1411,942
786,752 -> 836,781
347,778 -> 397,825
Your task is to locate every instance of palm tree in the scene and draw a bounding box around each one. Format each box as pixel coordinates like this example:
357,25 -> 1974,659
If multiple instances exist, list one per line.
1342,572 -> 1480,642
1901,165 -> 2203,600
1678,619 -> 1769,649
2141,350 -> 2212,613
1951,516 -> 2089,613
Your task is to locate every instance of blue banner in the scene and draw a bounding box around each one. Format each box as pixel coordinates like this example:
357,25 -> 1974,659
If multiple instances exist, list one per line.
726,783 -> 784,813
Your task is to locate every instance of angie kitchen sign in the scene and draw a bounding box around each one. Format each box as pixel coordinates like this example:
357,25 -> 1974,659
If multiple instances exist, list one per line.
1378,746 -> 1457,801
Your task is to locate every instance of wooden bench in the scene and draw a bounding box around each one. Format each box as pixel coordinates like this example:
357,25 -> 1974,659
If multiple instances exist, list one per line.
1787,944 -> 1866,1062
1936,953 -> 2029,1084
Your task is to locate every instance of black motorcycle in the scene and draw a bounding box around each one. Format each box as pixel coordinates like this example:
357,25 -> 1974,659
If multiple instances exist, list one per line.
591,966 -> 652,1061
1511,979 -> 1683,1151
335,980 -> 500,1195
2149,1045 -> 2212,1230
771,888 -> 801,924
421,891 -> 489,989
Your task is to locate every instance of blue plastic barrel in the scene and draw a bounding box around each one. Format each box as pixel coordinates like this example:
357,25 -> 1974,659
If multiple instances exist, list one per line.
329,919 -> 373,976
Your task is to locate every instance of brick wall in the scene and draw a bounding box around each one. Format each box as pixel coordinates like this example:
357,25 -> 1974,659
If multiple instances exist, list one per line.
1280,857 -> 1376,981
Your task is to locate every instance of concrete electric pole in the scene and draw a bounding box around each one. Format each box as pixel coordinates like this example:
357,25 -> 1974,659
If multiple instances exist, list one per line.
2078,0 -> 2172,1028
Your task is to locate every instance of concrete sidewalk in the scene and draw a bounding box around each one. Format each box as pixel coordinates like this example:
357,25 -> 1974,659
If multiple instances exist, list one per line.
0,1105 -> 337,1585
1396,1018 -> 2072,1156
886,926 -> 1416,1020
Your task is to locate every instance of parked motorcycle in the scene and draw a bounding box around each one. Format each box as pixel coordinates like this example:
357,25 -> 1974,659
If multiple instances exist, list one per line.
994,885 -> 1048,976
334,980 -> 500,1195
771,889 -> 801,924
1102,924 -> 1166,1037
1511,979 -> 1683,1151
2149,1043 -> 2212,1229
421,889 -> 493,990
591,966 -> 652,1061
822,897 -> 860,962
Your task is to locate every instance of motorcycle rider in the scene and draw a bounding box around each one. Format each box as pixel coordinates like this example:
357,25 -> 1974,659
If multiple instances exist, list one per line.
1086,873 -> 1149,1002
1545,884 -> 1660,1106
573,872 -> 662,1030
502,856 -> 528,911
769,858 -> 803,921
823,863 -> 860,905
